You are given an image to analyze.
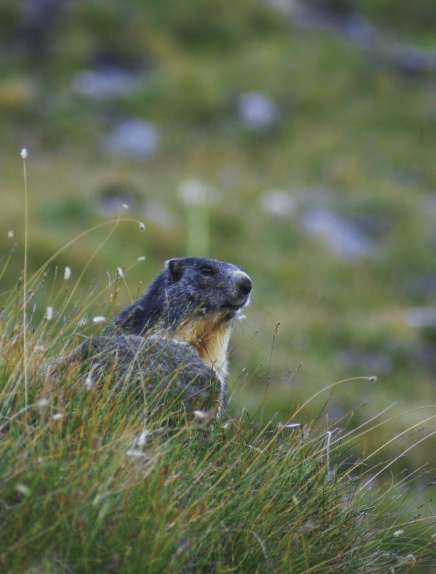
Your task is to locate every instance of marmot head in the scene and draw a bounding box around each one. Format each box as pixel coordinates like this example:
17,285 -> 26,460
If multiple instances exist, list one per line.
111,257 -> 252,339
164,257 -> 252,321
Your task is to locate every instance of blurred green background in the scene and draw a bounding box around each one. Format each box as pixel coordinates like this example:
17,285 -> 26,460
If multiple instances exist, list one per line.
2,0 -> 436,459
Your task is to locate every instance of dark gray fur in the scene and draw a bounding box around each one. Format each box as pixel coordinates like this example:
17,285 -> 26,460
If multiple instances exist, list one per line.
41,334 -> 220,411
40,257 -> 252,416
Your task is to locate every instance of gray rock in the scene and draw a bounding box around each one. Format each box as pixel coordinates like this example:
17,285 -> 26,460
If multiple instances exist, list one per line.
238,92 -> 278,130
72,69 -> 137,99
301,208 -> 377,258
104,120 -> 160,159
337,350 -> 392,373
404,274 -> 436,296
403,308 -> 436,329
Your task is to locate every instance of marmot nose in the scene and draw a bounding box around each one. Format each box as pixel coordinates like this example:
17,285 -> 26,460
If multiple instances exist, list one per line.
238,274 -> 253,296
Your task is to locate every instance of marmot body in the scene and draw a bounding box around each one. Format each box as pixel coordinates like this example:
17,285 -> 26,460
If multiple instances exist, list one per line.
42,257 -> 252,416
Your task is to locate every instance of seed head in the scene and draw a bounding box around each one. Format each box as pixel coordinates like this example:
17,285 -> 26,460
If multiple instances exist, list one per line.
193,410 -> 216,424
7,230 -> 14,239
16,483 -> 30,496
193,410 -> 208,419
20,148 -> 28,159
126,449 -> 146,458
136,430 -> 151,446
85,373 -> 94,390
45,306 -> 54,320
63,266 -> 72,280
139,222 -> 145,232
93,316 -> 106,324
37,398 -> 49,409
403,554 -> 416,568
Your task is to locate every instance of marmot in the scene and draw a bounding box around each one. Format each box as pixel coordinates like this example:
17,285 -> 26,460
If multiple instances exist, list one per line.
41,257 -> 252,417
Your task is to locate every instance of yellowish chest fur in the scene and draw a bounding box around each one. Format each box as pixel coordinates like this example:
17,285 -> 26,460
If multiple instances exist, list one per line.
172,312 -> 234,383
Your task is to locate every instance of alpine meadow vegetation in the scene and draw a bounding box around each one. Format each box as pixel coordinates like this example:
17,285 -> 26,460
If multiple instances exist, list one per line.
1,157 -> 436,572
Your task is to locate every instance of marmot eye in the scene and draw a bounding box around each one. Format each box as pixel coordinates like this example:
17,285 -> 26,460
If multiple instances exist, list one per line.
201,266 -> 214,276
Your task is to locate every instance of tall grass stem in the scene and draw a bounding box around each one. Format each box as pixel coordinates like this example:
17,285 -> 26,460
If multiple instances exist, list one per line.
21,148 -> 28,409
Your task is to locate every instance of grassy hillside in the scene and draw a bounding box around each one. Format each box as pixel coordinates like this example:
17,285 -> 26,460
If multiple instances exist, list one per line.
2,0 -> 436,505
0,286 -> 435,571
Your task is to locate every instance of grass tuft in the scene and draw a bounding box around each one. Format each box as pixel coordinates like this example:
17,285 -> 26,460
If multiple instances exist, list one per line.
1,253 -> 436,572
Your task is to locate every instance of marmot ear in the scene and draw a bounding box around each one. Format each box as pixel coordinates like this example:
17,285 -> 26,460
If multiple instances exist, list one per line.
165,258 -> 183,283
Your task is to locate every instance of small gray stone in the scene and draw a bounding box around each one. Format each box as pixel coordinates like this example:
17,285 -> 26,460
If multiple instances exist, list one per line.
403,308 -> 436,329
72,69 -> 137,99
301,208 -> 377,258
337,350 -> 392,373
238,92 -> 278,130
104,120 -> 160,159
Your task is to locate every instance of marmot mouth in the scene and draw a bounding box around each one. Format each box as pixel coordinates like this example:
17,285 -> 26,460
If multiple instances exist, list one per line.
220,299 -> 249,312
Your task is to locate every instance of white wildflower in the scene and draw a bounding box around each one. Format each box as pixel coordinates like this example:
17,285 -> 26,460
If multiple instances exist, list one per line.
138,256 -> 146,261
85,372 -> 94,390
36,398 -> 49,409
136,430 -> 151,446
117,267 -> 124,278
139,222 -> 145,232
20,148 -> 28,159
393,529 -> 404,537
93,316 -> 106,324
45,306 -> 54,320
193,410 -> 208,420
126,449 -> 146,458
122,204 -> 128,210
7,230 -> 14,239
63,266 -> 72,280
52,413 -> 62,421
193,410 -> 215,424
16,483 -> 30,496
